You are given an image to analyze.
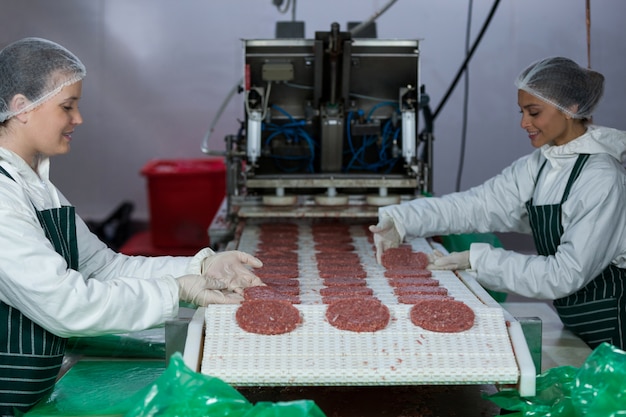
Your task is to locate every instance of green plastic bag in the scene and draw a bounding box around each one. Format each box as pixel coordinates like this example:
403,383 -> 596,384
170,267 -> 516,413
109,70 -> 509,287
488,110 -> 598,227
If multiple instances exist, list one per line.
124,353 -> 326,417
242,401 -> 327,417
25,353 -> 325,417
572,342 -> 626,416
485,343 -> 626,416
124,353 -> 252,416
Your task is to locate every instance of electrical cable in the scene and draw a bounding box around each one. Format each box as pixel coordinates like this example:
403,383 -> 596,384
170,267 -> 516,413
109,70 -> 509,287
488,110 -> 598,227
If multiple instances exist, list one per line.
432,0 -> 501,121
455,0 -> 473,192
586,0 -> 591,68
275,0 -> 291,14
349,0 -> 399,37
345,104 -> 400,172
201,77 -> 243,154
264,105 -> 316,172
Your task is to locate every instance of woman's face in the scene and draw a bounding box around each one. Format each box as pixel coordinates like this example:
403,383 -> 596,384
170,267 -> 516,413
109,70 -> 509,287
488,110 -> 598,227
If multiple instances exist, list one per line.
16,80 -> 83,165
517,89 -> 582,147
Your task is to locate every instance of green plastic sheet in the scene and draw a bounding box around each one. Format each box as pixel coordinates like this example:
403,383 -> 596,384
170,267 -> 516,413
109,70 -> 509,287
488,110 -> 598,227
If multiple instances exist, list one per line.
25,353 -> 325,417
65,327 -> 166,359
485,342 -> 626,416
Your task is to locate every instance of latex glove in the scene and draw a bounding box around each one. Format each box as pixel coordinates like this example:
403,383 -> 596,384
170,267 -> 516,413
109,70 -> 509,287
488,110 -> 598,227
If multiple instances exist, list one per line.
369,217 -> 402,264
201,250 -> 264,294
177,274 -> 243,306
427,250 -> 471,271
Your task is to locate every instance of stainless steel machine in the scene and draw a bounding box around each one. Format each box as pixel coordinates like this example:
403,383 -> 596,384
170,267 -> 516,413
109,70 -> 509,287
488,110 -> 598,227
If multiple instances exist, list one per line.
194,25 -> 536,406
207,24 -> 429,243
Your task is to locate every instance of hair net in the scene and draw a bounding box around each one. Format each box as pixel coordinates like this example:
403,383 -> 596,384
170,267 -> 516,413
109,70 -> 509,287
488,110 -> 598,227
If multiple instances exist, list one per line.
515,57 -> 604,119
0,37 -> 86,123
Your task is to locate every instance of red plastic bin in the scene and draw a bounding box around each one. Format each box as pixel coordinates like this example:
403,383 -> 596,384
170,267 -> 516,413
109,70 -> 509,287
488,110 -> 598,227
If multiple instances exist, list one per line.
141,158 -> 226,248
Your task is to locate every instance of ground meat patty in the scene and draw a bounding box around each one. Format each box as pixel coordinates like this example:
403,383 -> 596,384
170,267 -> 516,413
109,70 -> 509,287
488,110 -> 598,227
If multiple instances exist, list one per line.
393,286 -> 448,296
318,269 -> 367,279
243,286 -> 300,304
409,299 -> 475,332
255,252 -> 298,263
326,298 -> 390,332
236,300 -> 302,335
317,263 -> 364,275
257,242 -> 299,252
261,278 -> 300,287
255,270 -> 300,280
316,251 -> 359,259
384,269 -> 433,279
314,244 -> 356,253
320,286 -> 373,298
382,249 -> 429,270
397,294 -> 454,304
322,295 -> 378,305
387,278 -> 439,287
322,277 -> 367,287
312,235 -> 351,242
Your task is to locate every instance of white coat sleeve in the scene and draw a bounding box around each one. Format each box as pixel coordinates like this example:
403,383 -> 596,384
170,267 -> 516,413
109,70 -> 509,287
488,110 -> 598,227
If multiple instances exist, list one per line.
74,215 -> 201,281
0,183 -> 214,338
379,153 -> 537,241
472,157 -> 626,300
0,197 -> 181,337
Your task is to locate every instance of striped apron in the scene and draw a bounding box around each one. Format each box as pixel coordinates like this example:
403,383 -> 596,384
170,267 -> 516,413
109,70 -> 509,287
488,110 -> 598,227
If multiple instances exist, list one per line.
0,166 -> 78,416
526,154 -> 626,349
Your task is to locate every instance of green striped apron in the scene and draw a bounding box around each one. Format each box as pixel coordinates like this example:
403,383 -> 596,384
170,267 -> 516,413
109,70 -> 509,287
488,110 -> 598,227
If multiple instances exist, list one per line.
0,166 -> 78,416
526,154 -> 626,349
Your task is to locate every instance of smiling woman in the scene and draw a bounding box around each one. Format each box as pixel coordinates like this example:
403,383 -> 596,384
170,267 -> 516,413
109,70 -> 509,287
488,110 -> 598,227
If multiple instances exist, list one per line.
370,56 -> 626,352
0,37 -> 264,416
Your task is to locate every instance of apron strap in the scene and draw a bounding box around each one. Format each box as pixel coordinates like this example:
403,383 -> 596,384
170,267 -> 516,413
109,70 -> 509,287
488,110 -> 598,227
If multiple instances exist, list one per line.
560,154 -> 590,204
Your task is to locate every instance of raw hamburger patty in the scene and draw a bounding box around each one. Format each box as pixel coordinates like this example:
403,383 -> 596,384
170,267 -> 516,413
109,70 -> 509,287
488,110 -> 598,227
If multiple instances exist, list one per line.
320,286 -> 373,297
316,253 -> 360,262
326,298 -> 390,332
384,269 -> 433,279
388,278 -> 439,287
257,242 -> 299,251
236,299 -> 302,335
318,269 -> 367,279
393,286 -> 448,296
255,269 -> 300,279
243,286 -> 300,303
261,278 -> 300,287
314,244 -> 356,252
409,299 -> 475,333
255,252 -> 298,263
322,295 -> 378,305
382,248 -> 429,269
397,294 -> 454,304
322,278 -> 367,287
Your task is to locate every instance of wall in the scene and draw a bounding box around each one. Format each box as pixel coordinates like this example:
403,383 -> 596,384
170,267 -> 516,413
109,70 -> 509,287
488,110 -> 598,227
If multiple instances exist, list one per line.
1,0 -> 624,222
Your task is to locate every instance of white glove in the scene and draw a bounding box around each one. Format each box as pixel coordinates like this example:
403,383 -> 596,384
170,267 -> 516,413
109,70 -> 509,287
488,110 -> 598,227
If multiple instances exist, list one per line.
177,274 -> 243,306
369,217 -> 402,264
201,250 -> 264,294
427,250 -> 471,271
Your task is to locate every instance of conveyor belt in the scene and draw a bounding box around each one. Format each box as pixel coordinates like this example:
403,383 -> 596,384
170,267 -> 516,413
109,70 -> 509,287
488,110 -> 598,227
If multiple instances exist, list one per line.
194,219 -> 533,392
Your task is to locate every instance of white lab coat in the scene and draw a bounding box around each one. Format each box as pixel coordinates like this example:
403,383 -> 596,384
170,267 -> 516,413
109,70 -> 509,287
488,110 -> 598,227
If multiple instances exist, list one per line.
0,148 -> 212,337
379,125 -> 626,300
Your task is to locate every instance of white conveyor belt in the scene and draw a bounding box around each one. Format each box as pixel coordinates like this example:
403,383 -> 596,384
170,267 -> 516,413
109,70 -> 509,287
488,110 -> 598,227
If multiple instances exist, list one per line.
183,220 -> 536,396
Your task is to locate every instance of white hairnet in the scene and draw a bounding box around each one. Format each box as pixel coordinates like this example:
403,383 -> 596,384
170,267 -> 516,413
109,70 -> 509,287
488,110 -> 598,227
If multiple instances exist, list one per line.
0,37 -> 86,123
515,57 -> 604,120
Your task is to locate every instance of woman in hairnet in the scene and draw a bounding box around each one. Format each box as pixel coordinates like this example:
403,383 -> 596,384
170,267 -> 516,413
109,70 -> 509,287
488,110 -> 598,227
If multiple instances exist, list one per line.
371,56 -> 626,350
0,37 -> 264,415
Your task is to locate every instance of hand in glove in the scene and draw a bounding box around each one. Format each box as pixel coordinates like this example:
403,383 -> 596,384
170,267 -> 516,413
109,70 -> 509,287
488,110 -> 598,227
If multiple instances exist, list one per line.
177,274 -> 243,306
427,250 -> 471,271
369,217 -> 402,264
201,250 -> 264,294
